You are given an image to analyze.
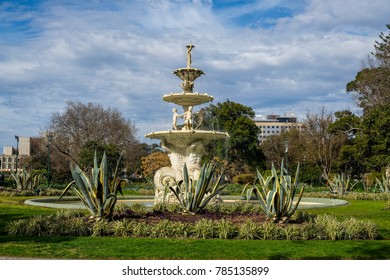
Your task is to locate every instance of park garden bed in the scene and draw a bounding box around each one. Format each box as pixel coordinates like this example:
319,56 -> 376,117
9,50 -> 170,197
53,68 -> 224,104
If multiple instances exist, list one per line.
6,203 -> 379,240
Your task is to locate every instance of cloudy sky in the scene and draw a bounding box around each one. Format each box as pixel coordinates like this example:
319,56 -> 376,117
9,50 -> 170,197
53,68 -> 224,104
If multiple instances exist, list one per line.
0,0 -> 389,151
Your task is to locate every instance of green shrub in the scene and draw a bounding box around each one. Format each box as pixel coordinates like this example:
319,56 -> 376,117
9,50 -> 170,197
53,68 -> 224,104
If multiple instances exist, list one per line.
6,219 -> 29,235
130,221 -> 151,237
259,222 -> 280,240
304,191 -> 390,200
26,215 -> 51,236
238,220 -> 260,240
281,225 -> 301,240
112,219 -> 132,237
216,219 -> 238,239
92,219 -> 111,237
129,202 -> 147,214
220,183 -> 244,195
343,217 -> 378,240
193,218 -> 217,239
232,174 -> 255,185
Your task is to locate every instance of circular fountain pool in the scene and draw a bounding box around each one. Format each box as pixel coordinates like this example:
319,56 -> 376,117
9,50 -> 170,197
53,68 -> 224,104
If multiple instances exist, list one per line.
25,196 -> 348,210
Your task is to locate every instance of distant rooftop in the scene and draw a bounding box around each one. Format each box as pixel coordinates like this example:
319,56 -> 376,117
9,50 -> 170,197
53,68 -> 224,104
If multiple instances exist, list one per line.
254,112 -> 297,122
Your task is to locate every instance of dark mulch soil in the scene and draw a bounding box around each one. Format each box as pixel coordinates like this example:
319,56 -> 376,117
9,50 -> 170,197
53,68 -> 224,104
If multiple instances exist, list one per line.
113,210 -> 301,225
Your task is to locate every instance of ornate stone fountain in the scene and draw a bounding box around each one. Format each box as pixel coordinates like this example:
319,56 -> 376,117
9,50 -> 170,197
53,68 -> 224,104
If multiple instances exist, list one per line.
145,45 -> 229,203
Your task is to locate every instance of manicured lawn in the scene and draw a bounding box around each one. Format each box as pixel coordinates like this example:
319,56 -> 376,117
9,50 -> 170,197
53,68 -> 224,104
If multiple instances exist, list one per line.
0,196 -> 389,259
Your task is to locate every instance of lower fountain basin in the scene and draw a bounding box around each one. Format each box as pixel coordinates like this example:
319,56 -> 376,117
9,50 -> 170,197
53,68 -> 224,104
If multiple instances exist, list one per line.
24,196 -> 348,210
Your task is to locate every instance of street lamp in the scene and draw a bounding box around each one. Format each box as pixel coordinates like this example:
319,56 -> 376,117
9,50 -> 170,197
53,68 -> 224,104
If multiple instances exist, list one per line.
284,140 -> 289,175
14,135 -> 19,173
46,133 -> 54,189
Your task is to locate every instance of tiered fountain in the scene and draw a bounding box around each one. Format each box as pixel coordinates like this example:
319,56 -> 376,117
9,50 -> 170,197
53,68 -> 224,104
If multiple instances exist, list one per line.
146,45 -> 229,203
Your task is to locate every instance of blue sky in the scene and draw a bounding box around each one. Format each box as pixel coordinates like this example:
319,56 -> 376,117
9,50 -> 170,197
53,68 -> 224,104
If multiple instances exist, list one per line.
0,0 -> 389,151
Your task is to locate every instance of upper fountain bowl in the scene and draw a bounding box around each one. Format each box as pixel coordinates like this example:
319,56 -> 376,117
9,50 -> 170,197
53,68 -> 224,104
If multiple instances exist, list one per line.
162,92 -> 214,107
173,68 -> 205,82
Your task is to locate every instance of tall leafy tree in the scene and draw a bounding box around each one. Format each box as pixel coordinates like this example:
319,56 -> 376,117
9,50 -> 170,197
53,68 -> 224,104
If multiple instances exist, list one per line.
203,99 -> 264,173
329,110 -> 363,176
357,103 -> 390,172
346,24 -> 390,174
347,24 -> 390,112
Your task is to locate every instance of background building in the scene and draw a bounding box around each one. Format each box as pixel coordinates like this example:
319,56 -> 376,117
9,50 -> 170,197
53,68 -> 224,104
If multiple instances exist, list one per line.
0,137 -> 31,172
254,113 -> 303,144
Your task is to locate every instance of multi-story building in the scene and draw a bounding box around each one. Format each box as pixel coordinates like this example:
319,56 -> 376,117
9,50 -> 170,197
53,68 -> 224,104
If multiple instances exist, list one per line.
0,137 -> 32,172
18,137 -> 31,156
254,113 -> 303,144
3,146 -> 15,156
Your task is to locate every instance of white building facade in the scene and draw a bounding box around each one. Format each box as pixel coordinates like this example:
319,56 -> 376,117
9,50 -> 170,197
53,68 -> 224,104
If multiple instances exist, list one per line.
254,113 -> 303,144
0,137 -> 31,172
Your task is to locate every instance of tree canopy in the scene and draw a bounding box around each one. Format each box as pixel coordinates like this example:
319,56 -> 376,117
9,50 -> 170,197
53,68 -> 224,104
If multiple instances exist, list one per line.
347,24 -> 390,112
345,24 -> 390,173
203,99 -> 264,173
46,101 -> 139,179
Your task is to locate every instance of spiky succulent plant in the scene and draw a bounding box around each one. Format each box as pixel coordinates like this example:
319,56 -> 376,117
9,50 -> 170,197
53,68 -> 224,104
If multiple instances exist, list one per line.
11,169 -> 44,190
244,161 -> 304,223
60,151 -> 127,220
169,162 -> 226,214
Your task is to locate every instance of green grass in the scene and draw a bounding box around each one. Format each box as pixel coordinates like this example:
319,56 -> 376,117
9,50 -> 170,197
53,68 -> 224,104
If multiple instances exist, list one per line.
0,196 -> 389,259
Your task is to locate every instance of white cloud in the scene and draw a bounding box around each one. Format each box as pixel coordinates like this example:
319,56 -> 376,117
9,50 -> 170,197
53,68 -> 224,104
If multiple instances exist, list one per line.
0,0 -> 389,149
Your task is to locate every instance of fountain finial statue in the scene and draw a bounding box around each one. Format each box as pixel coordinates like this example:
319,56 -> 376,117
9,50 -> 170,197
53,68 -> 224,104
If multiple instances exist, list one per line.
186,44 -> 194,68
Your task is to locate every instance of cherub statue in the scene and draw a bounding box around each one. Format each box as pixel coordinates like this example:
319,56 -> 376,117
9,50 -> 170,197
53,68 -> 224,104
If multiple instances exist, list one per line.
172,108 -> 182,130
194,108 -> 205,129
183,106 -> 193,130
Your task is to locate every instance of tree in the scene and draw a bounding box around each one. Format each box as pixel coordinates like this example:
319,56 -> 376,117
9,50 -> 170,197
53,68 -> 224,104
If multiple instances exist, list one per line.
141,151 -> 170,179
347,24 -> 390,112
46,101 -> 139,180
302,107 -> 346,178
78,141 -> 122,173
345,24 -> 390,174
329,110 -> 363,176
261,128 -> 306,168
328,110 -> 360,142
203,99 -> 264,174
356,103 -> 390,172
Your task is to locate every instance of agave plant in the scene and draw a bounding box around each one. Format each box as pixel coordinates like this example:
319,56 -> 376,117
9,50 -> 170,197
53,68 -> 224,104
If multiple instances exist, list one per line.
59,151 -> 127,220
326,173 -> 357,194
11,169 -> 44,190
169,162 -> 227,214
375,174 -> 390,193
244,161 -> 304,223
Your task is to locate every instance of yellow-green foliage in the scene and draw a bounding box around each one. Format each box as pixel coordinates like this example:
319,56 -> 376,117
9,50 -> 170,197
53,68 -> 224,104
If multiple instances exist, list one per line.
232,173 -> 256,184
141,152 -> 170,178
